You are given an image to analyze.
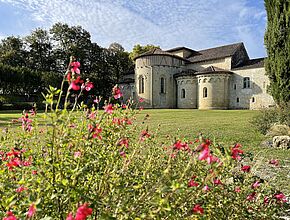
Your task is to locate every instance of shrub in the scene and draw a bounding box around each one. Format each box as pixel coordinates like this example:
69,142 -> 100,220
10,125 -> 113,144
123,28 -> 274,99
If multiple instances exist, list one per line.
0,58 -> 288,219
251,106 -> 290,135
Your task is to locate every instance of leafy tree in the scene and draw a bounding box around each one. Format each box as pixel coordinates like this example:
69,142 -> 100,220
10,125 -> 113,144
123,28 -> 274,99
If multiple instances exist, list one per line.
25,28 -> 54,72
264,0 -> 290,106
129,44 -> 160,60
0,36 -> 26,67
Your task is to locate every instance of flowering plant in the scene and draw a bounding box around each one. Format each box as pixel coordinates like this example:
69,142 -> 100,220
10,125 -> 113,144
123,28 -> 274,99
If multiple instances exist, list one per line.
0,58 -> 288,219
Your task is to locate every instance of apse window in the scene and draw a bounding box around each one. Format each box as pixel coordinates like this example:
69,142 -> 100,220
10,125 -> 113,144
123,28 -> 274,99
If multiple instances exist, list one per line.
252,97 -> 255,103
237,97 -> 239,103
160,77 -> 165,93
181,89 -> 185,98
203,87 -> 208,98
139,76 -> 145,94
243,77 -> 250,88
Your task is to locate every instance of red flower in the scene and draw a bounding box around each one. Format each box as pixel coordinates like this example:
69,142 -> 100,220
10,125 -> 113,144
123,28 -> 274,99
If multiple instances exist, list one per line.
192,204 -> 204,215
173,140 -> 189,151
139,98 -> 144,103
75,203 -> 93,220
67,73 -> 71,82
104,104 -> 114,114
274,193 -> 287,202
32,170 -> 38,175
241,165 -> 251,173
264,196 -> 270,205
188,179 -> 199,187
140,130 -> 150,141
247,192 -> 256,201
231,143 -> 243,160
71,61 -> 80,74
3,211 -> 17,220
27,203 -> 36,218
16,186 -> 27,193
112,85 -> 123,99
92,125 -> 102,140
118,139 -> 129,148
70,76 -> 84,91
213,179 -> 222,185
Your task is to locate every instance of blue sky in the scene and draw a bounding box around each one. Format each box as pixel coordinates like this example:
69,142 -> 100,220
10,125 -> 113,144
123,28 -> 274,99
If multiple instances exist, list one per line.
0,0 -> 267,58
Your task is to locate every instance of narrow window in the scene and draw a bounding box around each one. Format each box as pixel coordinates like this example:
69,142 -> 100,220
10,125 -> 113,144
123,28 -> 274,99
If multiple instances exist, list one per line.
160,77 -> 165,93
181,89 -> 185,98
252,97 -> 255,102
234,84 -> 237,90
203,87 -> 208,98
139,76 -> 144,94
237,97 -> 239,103
263,81 -> 266,89
243,77 -> 250,89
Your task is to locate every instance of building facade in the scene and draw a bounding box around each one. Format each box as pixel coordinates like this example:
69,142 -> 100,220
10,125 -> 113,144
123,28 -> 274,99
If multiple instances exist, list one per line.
120,43 -> 275,109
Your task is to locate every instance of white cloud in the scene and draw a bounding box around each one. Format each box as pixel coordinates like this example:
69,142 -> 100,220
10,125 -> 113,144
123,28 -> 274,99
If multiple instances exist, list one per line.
0,0 -> 267,57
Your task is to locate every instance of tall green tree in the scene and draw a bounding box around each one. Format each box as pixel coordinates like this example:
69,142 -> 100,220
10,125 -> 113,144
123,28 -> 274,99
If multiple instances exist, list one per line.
129,44 -> 160,60
25,28 -> 54,72
264,0 -> 290,106
0,36 -> 26,67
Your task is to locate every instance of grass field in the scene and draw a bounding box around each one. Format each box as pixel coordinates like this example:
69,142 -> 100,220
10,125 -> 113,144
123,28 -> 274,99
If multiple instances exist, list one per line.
0,109 -> 289,194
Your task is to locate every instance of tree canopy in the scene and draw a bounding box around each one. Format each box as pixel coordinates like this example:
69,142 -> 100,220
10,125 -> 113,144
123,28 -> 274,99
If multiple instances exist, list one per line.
129,44 -> 160,60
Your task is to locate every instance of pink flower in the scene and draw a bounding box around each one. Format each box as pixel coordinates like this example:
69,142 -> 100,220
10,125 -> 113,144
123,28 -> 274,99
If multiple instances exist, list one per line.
92,125 -> 102,140
112,85 -> 123,99
66,212 -> 75,220
192,204 -> 204,215
198,146 -> 210,161
74,151 -> 81,158
202,185 -> 210,192
84,81 -> 94,91
27,204 -> 36,218
252,181 -> 260,189
3,211 -> 17,220
206,155 -> 220,164
120,151 -> 126,158
75,203 -> 93,220
173,140 -> 189,151
269,159 -> 279,166
264,196 -> 270,205
235,187 -> 241,192
139,98 -> 144,103
71,61 -> 80,74
32,170 -> 37,175
241,165 -> 251,173
93,96 -> 101,104
16,186 -> 27,193
104,104 -> 114,114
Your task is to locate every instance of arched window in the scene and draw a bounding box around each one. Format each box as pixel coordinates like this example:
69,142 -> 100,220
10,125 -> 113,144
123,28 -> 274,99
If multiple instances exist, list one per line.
234,84 -> 237,90
243,77 -> 250,88
237,97 -> 240,103
139,76 -> 145,94
181,89 -> 185,98
160,77 -> 165,93
252,97 -> 255,103
203,87 -> 208,98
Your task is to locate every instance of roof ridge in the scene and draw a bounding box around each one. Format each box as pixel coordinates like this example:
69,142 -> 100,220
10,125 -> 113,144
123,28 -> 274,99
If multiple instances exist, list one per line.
197,42 -> 243,52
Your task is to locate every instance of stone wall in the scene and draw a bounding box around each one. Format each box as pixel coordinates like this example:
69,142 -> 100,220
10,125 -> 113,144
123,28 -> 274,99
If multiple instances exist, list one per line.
176,76 -> 197,108
197,73 -> 231,109
229,67 -> 275,109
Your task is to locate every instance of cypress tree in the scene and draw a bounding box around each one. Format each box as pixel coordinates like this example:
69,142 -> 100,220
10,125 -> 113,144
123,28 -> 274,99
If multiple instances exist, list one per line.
264,0 -> 290,107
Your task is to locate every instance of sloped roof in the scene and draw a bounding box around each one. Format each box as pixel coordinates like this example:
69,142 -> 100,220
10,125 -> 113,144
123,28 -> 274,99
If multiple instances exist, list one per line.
195,66 -> 233,75
166,47 -> 198,53
188,42 -> 244,63
174,69 -> 197,78
134,48 -> 190,62
232,58 -> 265,70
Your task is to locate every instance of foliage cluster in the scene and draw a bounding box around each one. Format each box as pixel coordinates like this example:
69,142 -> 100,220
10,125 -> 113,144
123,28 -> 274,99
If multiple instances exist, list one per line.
264,0 -> 290,107
0,60 -> 288,219
251,106 -> 290,134
0,23 -> 134,99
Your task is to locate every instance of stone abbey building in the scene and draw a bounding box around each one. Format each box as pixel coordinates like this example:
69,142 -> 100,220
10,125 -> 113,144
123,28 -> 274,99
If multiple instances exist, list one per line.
120,42 -> 275,109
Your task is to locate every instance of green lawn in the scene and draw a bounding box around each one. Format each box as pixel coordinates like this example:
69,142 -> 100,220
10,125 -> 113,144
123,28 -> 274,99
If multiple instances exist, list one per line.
0,109 -> 289,194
